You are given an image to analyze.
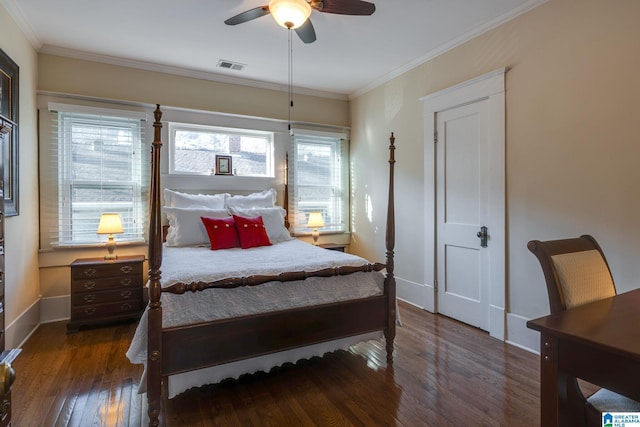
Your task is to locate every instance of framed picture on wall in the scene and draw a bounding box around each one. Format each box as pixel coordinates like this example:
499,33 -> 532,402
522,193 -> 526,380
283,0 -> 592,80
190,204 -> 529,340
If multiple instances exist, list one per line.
0,48 -> 19,216
215,155 -> 232,175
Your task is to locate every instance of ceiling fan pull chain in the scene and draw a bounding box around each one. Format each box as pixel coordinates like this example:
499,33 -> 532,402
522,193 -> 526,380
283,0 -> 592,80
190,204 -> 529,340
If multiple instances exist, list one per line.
288,27 -> 294,135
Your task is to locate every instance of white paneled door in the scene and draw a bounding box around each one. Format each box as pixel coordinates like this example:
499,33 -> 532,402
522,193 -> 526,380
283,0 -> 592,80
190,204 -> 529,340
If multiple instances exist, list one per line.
422,68 -> 505,339
435,100 -> 491,330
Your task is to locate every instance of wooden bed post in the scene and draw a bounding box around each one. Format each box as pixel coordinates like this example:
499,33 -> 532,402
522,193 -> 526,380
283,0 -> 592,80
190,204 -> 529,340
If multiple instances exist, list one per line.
385,132 -> 396,362
147,105 -> 163,426
284,152 -> 290,230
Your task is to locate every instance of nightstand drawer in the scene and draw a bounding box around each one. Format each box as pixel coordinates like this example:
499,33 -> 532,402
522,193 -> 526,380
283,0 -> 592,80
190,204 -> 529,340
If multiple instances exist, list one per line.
319,243 -> 347,252
71,288 -> 143,306
71,261 -> 143,280
71,300 -> 144,320
71,275 -> 142,293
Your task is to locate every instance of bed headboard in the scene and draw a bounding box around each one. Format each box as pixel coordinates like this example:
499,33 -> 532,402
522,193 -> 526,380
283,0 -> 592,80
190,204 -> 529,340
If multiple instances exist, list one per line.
158,154 -> 290,242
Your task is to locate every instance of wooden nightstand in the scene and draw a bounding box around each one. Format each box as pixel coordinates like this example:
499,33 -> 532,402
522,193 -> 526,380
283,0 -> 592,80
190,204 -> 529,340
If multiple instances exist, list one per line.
319,243 -> 347,252
68,255 -> 145,333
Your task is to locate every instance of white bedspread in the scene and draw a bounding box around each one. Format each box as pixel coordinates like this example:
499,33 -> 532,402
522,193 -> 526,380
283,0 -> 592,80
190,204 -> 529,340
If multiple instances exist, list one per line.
126,239 -> 386,397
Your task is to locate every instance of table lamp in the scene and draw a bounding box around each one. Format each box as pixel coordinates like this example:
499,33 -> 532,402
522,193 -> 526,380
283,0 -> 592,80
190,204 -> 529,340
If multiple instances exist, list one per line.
97,213 -> 124,260
306,212 -> 324,246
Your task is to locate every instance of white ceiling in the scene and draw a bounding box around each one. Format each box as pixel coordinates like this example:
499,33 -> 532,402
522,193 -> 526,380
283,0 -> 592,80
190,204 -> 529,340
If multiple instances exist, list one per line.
2,0 -> 545,98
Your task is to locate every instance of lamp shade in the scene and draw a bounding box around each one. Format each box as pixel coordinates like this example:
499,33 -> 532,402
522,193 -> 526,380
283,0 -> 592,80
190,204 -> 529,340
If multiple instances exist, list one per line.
97,213 -> 124,235
269,0 -> 312,29
306,212 -> 324,228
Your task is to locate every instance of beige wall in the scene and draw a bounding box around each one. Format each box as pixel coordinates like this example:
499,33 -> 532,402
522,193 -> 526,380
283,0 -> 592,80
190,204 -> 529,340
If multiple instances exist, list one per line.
350,0 -> 640,343
0,5 -> 41,346
38,54 -> 350,127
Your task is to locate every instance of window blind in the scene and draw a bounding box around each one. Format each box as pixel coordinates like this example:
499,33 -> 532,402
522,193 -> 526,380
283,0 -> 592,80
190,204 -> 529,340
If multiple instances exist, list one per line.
289,131 -> 349,234
45,103 -> 149,247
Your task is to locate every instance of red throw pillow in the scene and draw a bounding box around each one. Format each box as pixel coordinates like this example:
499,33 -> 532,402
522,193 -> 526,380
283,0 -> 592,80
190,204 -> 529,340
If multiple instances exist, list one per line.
233,215 -> 272,249
201,216 -> 240,250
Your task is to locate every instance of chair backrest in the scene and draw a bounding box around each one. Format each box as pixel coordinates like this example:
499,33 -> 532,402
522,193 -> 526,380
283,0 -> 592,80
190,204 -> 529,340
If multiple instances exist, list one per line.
527,234 -> 616,313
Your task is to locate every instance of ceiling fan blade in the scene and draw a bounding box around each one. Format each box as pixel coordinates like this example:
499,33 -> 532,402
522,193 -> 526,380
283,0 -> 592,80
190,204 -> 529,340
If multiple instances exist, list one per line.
295,19 -> 316,44
224,6 -> 270,25
315,0 -> 375,15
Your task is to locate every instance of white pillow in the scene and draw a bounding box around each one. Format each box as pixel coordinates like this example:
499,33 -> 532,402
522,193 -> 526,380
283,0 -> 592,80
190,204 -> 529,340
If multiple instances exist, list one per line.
226,188 -> 277,210
164,189 -> 229,209
228,206 -> 292,244
164,206 -> 229,247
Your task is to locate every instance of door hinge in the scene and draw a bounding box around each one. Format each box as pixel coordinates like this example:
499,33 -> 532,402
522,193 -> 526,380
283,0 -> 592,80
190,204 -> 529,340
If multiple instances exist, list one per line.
434,279 -> 438,291
434,130 -> 438,143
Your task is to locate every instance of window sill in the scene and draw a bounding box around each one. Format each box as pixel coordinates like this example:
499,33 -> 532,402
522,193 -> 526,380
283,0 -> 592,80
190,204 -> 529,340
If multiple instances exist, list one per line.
42,239 -> 147,253
39,241 -> 148,269
292,231 -> 349,237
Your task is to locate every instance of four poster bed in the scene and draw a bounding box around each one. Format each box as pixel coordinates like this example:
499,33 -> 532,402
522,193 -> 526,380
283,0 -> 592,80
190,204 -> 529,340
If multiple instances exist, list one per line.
127,105 -> 397,426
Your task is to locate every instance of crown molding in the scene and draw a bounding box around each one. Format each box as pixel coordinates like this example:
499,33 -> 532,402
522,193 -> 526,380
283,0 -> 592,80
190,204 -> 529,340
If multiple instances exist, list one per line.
349,0 -> 548,99
4,0 -> 546,102
0,0 -> 42,48
1,0 -> 345,99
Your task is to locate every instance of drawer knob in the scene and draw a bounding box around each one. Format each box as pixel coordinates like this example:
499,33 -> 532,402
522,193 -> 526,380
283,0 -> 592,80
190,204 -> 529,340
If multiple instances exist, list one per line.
83,294 -> 96,303
120,290 -> 132,298
84,307 -> 96,315
121,303 -> 132,311
83,268 -> 97,278
83,281 -> 96,290
120,265 -> 133,274
120,278 -> 132,286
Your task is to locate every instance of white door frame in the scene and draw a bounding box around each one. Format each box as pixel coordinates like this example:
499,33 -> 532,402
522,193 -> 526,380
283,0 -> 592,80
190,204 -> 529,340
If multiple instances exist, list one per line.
420,68 -> 507,340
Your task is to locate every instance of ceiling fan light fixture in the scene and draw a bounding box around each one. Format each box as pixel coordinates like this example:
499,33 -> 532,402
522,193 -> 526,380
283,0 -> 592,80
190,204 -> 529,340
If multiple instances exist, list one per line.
269,0 -> 312,29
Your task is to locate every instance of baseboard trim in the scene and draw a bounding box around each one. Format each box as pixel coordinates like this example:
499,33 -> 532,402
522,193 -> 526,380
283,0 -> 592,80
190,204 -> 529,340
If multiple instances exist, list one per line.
506,311 -> 539,354
40,294 -> 71,324
397,277 -> 433,311
6,298 -> 41,349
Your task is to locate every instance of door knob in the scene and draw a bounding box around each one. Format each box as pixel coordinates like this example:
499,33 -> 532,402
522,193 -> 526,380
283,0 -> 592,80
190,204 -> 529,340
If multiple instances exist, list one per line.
0,347 -> 20,396
477,226 -> 488,248
0,363 -> 15,395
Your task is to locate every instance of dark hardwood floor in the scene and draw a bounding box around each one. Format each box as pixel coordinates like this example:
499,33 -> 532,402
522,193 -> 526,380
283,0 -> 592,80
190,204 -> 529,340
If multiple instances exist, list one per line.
11,301 -> 541,426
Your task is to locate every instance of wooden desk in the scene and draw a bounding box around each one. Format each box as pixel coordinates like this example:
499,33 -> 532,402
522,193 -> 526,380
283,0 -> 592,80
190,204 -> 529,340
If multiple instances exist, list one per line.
527,289 -> 640,426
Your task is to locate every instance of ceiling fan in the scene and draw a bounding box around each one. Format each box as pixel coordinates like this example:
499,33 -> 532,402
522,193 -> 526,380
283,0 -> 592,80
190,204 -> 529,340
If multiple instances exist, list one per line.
224,0 -> 376,44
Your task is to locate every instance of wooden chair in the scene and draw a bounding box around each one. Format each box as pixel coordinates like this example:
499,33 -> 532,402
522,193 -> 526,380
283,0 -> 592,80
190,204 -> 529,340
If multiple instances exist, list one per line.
527,234 -> 640,426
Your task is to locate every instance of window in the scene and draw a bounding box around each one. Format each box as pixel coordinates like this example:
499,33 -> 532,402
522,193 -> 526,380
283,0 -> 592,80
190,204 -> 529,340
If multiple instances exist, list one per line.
48,103 -> 148,246
168,123 -> 274,177
289,131 -> 349,234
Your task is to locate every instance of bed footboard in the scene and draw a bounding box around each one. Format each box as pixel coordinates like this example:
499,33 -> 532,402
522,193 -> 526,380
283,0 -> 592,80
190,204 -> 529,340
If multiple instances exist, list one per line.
161,296 -> 387,375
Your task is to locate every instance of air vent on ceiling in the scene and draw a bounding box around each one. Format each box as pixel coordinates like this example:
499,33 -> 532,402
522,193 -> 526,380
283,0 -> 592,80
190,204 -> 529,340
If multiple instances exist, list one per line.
217,60 -> 245,71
